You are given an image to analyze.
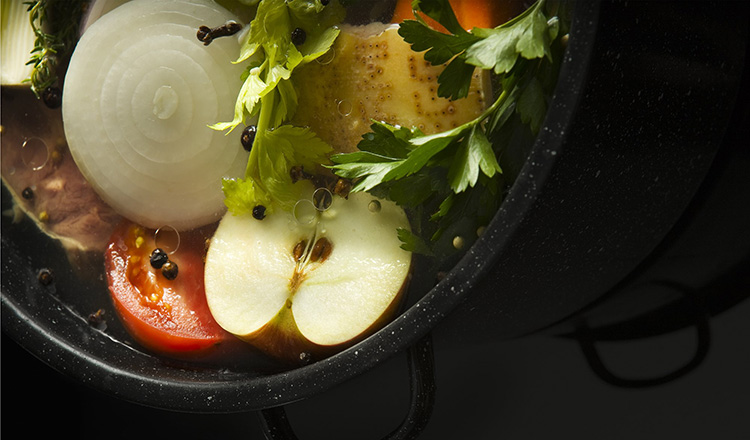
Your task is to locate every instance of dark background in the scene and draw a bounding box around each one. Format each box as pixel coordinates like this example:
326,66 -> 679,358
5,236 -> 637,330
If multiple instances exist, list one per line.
2,293 -> 749,439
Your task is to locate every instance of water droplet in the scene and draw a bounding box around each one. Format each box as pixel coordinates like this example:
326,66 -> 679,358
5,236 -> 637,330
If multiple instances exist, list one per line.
316,48 -> 336,65
368,200 -> 381,213
21,137 -> 50,171
452,235 -> 465,250
336,99 -> 353,117
312,187 -> 333,211
154,225 -> 180,254
293,199 -> 317,225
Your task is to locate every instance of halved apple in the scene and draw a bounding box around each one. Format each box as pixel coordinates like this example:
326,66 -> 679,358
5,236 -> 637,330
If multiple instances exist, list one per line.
204,188 -> 412,364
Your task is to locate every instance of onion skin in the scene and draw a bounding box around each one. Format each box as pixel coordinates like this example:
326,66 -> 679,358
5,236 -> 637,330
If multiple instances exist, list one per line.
63,0 -> 249,231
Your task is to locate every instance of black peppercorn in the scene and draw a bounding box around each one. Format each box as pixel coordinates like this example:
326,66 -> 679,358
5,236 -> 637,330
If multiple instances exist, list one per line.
42,86 -> 62,109
299,351 -> 313,365
150,248 -> 169,269
321,0 -> 329,5
161,260 -> 179,280
241,125 -> 257,152
88,309 -> 107,330
38,268 -> 54,285
22,187 -> 34,200
291,27 -> 307,46
252,205 -> 266,220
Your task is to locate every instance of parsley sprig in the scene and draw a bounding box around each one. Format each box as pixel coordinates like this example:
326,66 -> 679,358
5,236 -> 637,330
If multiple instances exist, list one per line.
329,0 -> 565,256
215,0 -> 344,215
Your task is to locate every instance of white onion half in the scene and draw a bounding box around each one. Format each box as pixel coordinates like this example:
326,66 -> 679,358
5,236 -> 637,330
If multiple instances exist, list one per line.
63,0 -> 249,231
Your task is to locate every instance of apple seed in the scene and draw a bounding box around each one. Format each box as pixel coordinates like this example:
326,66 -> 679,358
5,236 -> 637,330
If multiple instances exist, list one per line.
293,239 -> 307,262
310,237 -> 333,263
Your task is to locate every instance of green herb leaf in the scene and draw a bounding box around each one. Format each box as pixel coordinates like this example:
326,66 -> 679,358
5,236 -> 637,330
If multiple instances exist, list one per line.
411,0 -> 466,35
222,177 -> 272,216
447,125 -> 501,193
233,125 -> 332,212
216,0 -> 343,133
398,20 -> 477,65
356,121 -> 415,157
397,227 -> 434,255
436,55 -> 476,100
464,1 -> 551,75
387,171 -> 439,207
384,136 -> 455,181
516,76 -> 547,135
217,0 -> 343,212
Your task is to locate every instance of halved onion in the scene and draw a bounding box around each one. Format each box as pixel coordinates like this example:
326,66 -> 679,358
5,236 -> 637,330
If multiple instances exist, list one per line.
63,0 -> 248,231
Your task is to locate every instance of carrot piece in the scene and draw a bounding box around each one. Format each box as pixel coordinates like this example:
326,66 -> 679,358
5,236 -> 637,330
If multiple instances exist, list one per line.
391,0 -> 520,31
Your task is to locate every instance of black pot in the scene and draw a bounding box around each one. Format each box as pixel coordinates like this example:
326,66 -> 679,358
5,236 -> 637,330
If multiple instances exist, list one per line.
2,0 -> 749,431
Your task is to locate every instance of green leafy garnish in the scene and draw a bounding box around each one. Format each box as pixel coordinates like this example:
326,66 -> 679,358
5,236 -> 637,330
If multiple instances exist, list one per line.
23,0 -> 86,98
215,0 -> 344,213
329,0 -> 566,255
223,125 -> 332,214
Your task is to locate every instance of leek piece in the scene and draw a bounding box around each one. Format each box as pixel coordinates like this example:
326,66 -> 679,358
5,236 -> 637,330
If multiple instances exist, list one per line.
1,0 -> 36,85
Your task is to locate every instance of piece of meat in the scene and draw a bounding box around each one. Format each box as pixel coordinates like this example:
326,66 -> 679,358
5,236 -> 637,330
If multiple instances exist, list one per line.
1,85 -> 122,254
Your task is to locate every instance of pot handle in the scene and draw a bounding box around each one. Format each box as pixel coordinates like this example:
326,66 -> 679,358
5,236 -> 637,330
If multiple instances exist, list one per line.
259,333 -> 437,440
574,282 -> 711,388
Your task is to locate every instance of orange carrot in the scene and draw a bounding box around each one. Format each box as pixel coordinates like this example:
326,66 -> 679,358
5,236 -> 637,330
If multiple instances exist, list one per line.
391,0 -> 520,31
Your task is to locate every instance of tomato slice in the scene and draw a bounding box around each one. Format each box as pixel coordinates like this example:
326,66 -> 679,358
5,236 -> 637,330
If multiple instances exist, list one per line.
105,220 -> 229,357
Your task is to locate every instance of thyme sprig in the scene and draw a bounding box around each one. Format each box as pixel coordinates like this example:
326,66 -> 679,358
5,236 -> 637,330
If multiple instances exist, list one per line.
24,0 -> 86,98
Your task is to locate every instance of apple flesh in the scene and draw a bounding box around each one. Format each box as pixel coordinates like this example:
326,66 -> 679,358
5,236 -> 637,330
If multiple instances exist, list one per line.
204,189 -> 412,364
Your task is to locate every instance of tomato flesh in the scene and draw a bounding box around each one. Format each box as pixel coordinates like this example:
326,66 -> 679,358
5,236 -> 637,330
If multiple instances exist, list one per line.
105,220 -> 228,356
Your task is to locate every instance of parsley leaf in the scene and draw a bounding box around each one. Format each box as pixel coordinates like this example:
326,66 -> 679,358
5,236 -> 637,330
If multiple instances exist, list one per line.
447,125 -> 501,193
435,56 -> 476,101
464,1 -> 552,75
397,20 -> 477,65
412,0 -> 467,36
397,228 -> 434,255
516,76 -> 547,135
